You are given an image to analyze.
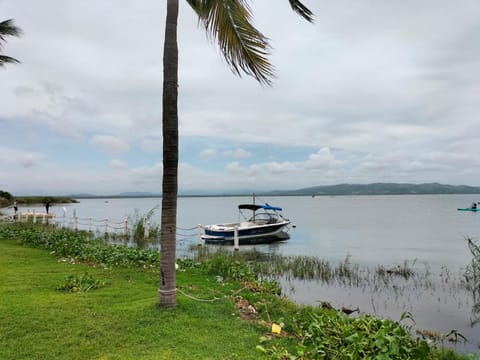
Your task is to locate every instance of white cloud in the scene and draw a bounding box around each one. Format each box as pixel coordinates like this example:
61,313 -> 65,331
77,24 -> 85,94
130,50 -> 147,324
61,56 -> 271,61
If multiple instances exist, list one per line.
7,81 -> 99,138
91,135 -> 129,154
2,0 -> 480,194
226,161 -> 243,174
261,161 -> 297,174
109,159 -> 127,170
304,147 -> 341,170
131,162 -> 163,181
199,147 -> 252,160
222,148 -> 252,159
141,138 -> 162,154
0,147 -> 44,168
199,148 -> 217,159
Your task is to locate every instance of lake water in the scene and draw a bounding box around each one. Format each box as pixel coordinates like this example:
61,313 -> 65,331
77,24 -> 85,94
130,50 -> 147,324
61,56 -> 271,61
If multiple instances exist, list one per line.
14,194 -> 480,353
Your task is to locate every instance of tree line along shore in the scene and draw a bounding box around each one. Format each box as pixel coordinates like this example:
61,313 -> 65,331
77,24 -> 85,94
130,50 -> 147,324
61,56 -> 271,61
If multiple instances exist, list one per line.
0,190 -> 78,209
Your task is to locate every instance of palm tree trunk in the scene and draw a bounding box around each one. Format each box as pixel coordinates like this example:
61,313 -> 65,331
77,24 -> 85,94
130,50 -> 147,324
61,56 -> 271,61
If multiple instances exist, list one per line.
159,0 -> 179,308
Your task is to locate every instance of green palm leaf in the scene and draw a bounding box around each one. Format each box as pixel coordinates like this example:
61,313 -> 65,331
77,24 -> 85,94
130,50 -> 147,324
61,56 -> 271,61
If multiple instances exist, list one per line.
288,0 -> 314,22
0,55 -> 20,66
0,19 -> 22,66
186,0 -> 313,85
187,0 -> 274,85
0,19 -> 22,47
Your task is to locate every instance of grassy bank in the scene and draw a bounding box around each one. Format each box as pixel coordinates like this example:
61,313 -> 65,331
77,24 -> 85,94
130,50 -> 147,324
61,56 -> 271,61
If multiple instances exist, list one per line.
0,224 -> 477,359
0,238 -> 265,359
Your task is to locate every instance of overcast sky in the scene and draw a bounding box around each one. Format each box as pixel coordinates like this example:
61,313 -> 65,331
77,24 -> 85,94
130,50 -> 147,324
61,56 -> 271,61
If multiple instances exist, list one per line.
1,0 -> 480,195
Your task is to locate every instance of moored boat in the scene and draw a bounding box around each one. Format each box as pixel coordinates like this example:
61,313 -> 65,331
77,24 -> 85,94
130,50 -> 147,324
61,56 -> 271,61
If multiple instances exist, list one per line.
202,201 -> 291,245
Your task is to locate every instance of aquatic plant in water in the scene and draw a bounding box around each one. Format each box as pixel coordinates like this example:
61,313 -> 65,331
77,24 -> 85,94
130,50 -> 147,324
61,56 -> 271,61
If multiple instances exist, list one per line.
129,206 -> 160,248
463,237 -> 480,324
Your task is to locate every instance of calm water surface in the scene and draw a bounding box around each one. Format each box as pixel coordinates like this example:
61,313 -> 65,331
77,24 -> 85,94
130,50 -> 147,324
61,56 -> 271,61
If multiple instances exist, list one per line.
32,194 -> 479,267
18,194 -> 480,353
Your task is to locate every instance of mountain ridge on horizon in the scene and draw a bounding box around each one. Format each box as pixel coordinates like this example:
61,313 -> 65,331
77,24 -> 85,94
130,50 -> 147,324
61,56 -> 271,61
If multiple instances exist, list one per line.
63,182 -> 480,198
269,182 -> 480,196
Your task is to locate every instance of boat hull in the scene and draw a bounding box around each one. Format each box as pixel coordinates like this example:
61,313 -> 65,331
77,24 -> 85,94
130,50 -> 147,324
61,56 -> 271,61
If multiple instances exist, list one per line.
202,230 -> 290,245
457,208 -> 480,211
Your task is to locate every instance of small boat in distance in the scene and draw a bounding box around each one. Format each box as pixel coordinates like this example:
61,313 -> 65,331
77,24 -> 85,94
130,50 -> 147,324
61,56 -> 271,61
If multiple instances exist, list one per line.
202,200 -> 291,245
458,202 -> 480,211
458,207 -> 480,212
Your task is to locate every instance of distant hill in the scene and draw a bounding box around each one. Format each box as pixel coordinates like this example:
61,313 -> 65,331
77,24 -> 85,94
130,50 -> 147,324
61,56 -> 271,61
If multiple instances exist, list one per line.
268,183 -> 480,196
69,192 -> 161,199
64,183 -> 480,198
67,193 -> 97,198
117,192 -> 161,197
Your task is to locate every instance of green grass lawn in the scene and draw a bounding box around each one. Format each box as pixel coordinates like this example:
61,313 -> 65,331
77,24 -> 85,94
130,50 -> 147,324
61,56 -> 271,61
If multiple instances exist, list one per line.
0,239 -> 267,360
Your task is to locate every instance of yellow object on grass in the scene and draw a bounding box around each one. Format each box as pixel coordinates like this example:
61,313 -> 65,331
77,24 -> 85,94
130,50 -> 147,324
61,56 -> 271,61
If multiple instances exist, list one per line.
271,323 -> 281,334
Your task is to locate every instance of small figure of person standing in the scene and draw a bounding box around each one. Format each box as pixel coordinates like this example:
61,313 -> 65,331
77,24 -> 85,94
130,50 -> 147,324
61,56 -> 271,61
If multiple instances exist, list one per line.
42,197 -> 53,214
13,200 -> 18,221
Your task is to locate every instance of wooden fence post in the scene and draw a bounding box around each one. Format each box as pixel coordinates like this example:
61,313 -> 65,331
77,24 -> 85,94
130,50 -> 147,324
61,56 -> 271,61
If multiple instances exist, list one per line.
197,224 -> 203,246
62,209 -> 67,228
124,218 -> 128,237
234,226 -> 239,251
104,218 -> 108,236
144,217 -> 150,238
73,209 -> 78,231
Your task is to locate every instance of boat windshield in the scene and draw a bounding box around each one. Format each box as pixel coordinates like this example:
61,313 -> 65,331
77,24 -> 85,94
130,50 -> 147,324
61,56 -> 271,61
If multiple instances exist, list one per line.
248,212 -> 279,225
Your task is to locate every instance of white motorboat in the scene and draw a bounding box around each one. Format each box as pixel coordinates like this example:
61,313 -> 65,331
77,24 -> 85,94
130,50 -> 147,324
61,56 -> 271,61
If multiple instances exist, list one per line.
202,201 -> 291,245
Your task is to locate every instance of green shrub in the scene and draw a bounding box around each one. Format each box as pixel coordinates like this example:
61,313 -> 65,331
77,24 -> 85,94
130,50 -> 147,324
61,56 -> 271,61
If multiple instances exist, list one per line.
56,272 -> 106,292
259,310 -> 432,359
0,223 -> 159,269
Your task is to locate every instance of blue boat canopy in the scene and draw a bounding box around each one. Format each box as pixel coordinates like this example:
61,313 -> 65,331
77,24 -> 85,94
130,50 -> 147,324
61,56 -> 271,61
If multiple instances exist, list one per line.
263,204 -> 283,211
238,204 -> 283,211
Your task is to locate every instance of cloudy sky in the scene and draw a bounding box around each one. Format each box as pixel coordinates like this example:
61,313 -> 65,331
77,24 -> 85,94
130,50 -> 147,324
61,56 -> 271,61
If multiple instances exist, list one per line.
1,0 -> 479,195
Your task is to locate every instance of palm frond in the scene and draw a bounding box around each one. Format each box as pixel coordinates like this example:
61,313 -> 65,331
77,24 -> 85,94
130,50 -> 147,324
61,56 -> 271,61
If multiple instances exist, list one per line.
0,19 -> 23,46
0,55 -> 20,66
288,0 -> 314,23
0,19 -> 22,65
187,0 -> 274,86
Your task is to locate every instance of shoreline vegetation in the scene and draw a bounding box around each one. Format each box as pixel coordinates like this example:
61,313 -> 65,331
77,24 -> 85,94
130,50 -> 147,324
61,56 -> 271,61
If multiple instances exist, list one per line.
0,222 -> 478,359
13,196 -> 79,205
0,190 -> 78,209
